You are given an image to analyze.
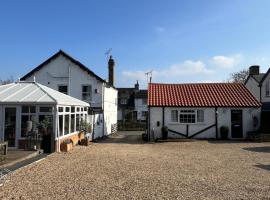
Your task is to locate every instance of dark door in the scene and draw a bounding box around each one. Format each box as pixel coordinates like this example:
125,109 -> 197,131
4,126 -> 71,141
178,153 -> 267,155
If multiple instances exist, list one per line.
261,111 -> 270,132
231,110 -> 243,138
4,107 -> 17,147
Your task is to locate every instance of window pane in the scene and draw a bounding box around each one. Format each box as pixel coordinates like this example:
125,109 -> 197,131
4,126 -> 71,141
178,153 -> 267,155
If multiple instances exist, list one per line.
197,110 -> 204,123
71,107 -> 75,113
179,111 -> 196,124
22,106 -> 36,113
76,114 -> 80,131
71,114 -> 75,133
39,115 -> 53,136
65,107 -> 70,112
59,115 -> 63,136
82,85 -> 92,101
171,110 -> 178,122
21,115 -> 29,137
59,107 -> 63,112
40,107 -> 52,113
64,115 -> 70,135
58,85 -> 68,94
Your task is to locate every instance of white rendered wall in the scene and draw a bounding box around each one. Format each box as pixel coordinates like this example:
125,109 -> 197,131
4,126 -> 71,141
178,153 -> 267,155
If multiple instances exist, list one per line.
149,106 -> 261,139
24,55 -> 118,137
261,72 -> 270,103
245,77 -> 260,101
103,86 -> 118,135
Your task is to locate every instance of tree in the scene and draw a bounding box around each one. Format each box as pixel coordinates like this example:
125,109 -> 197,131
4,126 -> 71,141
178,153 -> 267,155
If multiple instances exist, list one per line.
0,76 -> 14,85
228,69 -> 249,84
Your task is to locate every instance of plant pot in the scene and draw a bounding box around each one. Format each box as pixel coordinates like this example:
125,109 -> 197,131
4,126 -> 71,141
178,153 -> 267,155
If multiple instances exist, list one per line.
220,126 -> 229,140
60,142 -> 73,152
161,126 -> 168,140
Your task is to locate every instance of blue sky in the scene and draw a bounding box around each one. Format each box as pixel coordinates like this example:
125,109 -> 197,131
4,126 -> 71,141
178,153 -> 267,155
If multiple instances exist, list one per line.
1,0 -> 270,88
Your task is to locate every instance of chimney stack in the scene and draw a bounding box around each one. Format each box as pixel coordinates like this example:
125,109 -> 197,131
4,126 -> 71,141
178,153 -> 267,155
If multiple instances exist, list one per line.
249,65 -> 260,76
108,55 -> 115,86
135,80 -> 139,90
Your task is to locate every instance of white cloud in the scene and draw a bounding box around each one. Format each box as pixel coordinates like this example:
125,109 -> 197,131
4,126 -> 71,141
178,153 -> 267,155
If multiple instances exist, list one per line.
119,60 -> 215,87
210,55 -> 242,69
153,60 -> 214,78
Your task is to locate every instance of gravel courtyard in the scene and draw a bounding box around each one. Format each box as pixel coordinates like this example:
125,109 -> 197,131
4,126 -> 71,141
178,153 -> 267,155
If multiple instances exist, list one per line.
0,131 -> 270,200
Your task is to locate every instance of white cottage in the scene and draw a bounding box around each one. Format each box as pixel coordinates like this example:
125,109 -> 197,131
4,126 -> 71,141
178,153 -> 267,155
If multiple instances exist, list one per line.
147,83 -> 261,140
245,65 -> 270,131
21,50 -> 118,139
0,81 -> 89,152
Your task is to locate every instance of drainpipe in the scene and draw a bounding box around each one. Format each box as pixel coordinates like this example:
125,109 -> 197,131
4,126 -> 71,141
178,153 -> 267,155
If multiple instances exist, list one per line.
259,83 -> 262,103
68,66 -> 71,95
215,107 -> 218,139
102,83 -> 105,137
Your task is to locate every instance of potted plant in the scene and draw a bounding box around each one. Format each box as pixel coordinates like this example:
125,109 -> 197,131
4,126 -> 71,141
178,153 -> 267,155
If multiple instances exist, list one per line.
161,126 -> 168,140
60,139 -> 73,152
39,116 -> 51,153
80,120 -> 92,146
220,126 -> 229,140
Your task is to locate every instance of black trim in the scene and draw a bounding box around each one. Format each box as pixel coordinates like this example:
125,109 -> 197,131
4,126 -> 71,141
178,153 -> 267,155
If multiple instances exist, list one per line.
21,50 -> 116,89
215,107 -> 218,139
260,68 -> 270,84
162,107 -> 165,127
188,124 -> 216,139
259,83 -> 262,103
148,106 -> 151,141
168,129 -> 187,138
186,125 -> 189,138
147,105 -> 260,108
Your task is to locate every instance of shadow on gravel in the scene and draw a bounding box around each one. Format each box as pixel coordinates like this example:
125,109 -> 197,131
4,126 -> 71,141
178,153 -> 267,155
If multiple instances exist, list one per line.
208,140 -> 253,144
243,146 -> 270,153
99,132 -> 146,144
254,163 -> 270,171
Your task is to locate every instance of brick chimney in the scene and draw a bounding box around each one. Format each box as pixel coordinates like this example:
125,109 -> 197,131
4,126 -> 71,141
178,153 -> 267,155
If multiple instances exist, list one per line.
249,65 -> 260,76
108,55 -> 115,86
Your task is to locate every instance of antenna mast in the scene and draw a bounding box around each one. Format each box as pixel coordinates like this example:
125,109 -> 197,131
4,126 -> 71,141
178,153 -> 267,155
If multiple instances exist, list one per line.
105,48 -> 112,58
145,71 -> 153,83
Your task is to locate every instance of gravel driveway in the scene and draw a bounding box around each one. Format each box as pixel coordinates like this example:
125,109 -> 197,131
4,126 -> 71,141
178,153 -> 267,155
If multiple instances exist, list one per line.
0,131 -> 270,200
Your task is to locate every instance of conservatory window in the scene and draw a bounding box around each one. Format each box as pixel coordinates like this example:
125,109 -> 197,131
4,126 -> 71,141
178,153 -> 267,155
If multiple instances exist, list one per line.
59,115 -> 63,136
39,107 -> 52,113
22,106 -> 36,113
64,115 -> 70,135
71,114 -> 75,133
76,114 -> 80,131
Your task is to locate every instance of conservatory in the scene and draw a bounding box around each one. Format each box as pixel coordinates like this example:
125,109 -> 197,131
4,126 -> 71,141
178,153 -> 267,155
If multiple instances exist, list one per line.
0,81 -> 89,153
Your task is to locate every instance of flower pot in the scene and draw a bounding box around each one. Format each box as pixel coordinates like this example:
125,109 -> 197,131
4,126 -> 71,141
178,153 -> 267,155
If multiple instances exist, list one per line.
220,126 -> 229,140
161,126 -> 168,140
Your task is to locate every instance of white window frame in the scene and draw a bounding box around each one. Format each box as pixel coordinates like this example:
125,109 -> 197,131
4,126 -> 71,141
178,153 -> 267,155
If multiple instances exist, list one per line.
82,85 -> 92,102
170,109 -> 205,124
57,105 -> 88,139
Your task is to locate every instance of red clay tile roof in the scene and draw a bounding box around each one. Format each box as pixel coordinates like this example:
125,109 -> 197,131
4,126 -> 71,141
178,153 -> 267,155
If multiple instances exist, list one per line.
148,83 -> 261,107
